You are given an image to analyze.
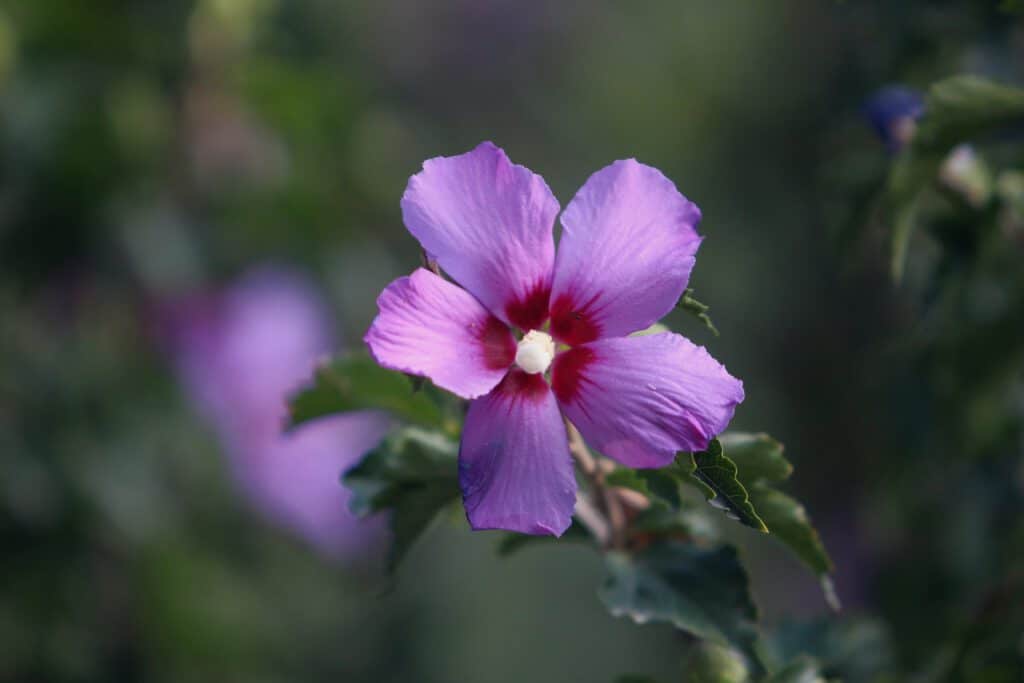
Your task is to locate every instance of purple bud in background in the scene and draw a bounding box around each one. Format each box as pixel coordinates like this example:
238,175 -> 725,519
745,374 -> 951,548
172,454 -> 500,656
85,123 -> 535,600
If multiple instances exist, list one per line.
863,85 -> 926,153
168,266 -> 389,560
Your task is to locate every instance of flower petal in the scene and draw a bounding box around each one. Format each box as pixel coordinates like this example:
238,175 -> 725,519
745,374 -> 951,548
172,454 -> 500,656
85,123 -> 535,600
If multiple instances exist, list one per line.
237,411 -> 390,559
459,370 -> 577,536
365,268 -> 515,399
551,332 -> 743,468
549,160 -> 702,344
401,141 -> 559,330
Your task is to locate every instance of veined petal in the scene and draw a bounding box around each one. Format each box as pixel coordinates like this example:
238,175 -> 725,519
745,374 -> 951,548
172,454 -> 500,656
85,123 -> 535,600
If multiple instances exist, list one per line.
459,370 -> 576,536
550,160 -> 702,344
401,142 -> 559,330
551,333 -> 743,468
365,268 -> 515,399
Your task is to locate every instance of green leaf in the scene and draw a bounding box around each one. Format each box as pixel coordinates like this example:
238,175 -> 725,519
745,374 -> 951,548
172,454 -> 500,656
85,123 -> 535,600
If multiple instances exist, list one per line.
889,193 -> 922,282
675,288 -> 720,336
606,468 -> 682,508
694,434 -> 834,579
763,657 -> 826,683
915,76 -> 1024,152
684,440 -> 768,533
614,676 -> 661,683
682,641 -> 751,683
719,432 -> 792,485
885,76 -> 1024,280
629,502 -> 699,538
600,543 -> 764,674
288,352 -> 442,428
496,521 -> 590,556
747,488 -> 833,577
343,427 -> 459,570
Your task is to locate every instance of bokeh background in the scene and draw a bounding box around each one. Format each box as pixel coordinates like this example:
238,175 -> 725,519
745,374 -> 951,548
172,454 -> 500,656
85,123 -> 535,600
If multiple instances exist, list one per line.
2,1 -> 1022,681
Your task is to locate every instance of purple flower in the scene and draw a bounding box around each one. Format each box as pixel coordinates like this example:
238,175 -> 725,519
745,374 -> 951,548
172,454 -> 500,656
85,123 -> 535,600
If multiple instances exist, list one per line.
863,86 -> 926,153
365,142 -> 744,537
170,267 -> 390,559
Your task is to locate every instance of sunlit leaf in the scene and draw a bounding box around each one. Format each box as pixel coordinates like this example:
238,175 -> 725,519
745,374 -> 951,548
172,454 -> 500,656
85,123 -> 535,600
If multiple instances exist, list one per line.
683,440 -> 768,532
709,433 -> 834,579
288,352 -> 442,428
682,641 -> 751,683
719,432 -> 792,485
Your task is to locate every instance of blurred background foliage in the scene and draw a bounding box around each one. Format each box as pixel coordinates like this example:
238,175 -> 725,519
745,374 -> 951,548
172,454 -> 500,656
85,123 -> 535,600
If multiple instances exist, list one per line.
1,1 -> 1022,681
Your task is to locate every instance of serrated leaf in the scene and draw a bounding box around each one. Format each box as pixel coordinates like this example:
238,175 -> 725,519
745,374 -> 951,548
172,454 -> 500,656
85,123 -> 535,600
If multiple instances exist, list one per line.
343,427 -> 458,570
684,440 -> 768,533
763,657 -> 825,683
747,487 -> 833,576
599,543 -> 764,674
719,432 -> 792,485
675,288 -> 720,336
288,352 -> 442,428
720,433 -> 833,578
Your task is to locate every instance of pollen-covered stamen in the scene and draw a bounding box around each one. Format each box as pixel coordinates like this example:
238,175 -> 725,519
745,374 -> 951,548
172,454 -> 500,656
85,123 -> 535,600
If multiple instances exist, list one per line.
515,330 -> 555,375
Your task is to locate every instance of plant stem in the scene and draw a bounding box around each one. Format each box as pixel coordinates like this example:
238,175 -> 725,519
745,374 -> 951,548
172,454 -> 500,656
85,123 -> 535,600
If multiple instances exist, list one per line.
564,419 -> 628,550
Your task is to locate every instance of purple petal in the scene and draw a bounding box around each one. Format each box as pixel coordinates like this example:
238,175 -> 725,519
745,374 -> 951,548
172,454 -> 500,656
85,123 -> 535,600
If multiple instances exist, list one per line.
365,268 -> 515,399
401,142 -> 559,331
166,265 -> 390,559
234,411 -> 391,559
551,332 -> 743,468
459,370 -> 576,536
549,160 -> 702,345
170,266 -> 338,443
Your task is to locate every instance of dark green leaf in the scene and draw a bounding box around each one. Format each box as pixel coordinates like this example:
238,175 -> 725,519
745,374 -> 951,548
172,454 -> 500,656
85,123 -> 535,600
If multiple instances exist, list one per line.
747,487 -> 833,576
763,657 -> 825,683
768,616 -> 895,683
629,501 -> 697,537
614,676 -> 661,683
684,440 -> 768,533
288,352 -> 442,428
600,543 -> 764,674
691,435 -> 834,579
675,288 -> 720,336
343,427 -> 459,570
496,521 -> 590,556
606,468 -> 682,507
719,432 -> 792,485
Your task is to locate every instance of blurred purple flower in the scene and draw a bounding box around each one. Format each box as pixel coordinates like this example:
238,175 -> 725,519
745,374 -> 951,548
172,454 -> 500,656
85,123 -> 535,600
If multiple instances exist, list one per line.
169,267 -> 389,559
366,142 -> 743,537
863,86 -> 926,153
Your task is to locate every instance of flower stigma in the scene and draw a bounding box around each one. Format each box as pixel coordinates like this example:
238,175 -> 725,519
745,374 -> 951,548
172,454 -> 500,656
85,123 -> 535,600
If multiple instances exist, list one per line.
515,329 -> 555,374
